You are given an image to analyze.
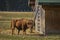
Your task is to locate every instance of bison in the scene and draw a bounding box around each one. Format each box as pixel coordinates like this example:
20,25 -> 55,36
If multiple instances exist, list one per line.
11,18 -> 34,35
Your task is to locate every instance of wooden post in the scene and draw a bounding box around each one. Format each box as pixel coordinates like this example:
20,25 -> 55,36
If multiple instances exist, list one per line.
35,5 -> 45,35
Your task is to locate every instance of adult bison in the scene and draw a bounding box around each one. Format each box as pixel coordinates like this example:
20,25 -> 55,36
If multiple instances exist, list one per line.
11,18 -> 34,35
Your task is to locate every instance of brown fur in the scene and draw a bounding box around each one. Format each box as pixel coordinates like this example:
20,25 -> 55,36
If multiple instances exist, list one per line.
11,18 -> 34,35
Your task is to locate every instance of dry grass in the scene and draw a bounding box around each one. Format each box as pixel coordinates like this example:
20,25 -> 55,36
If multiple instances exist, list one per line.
0,12 -> 60,40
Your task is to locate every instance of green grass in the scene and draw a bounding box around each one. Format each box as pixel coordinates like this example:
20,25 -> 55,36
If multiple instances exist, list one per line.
0,34 -> 60,40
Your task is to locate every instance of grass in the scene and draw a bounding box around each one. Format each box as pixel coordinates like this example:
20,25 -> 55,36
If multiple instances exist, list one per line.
0,12 -> 34,30
0,34 -> 60,40
0,22 -> 11,30
0,12 -> 34,19
0,12 -> 60,40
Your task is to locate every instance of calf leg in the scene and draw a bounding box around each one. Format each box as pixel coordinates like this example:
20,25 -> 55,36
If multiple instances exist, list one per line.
30,26 -> 33,33
23,27 -> 26,35
23,30 -> 26,35
12,28 -> 15,35
18,30 -> 20,35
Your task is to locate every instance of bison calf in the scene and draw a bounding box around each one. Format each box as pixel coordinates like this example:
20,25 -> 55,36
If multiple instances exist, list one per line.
11,19 -> 34,35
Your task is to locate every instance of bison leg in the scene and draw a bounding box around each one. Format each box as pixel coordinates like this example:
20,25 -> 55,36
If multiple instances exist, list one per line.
23,30 -> 26,35
18,30 -> 20,35
30,26 -> 33,33
11,19 -> 16,35
23,28 -> 26,35
12,28 -> 15,35
23,29 -> 26,34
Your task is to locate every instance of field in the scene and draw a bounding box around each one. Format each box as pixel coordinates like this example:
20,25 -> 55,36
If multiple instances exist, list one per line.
0,33 -> 60,40
0,12 -> 34,29
0,12 -> 60,40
